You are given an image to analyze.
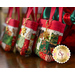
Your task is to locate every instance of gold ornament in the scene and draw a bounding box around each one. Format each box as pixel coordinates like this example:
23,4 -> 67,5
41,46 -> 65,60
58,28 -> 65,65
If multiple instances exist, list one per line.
43,19 -> 53,40
6,26 -> 8,31
6,18 -> 11,31
44,29 -> 49,40
22,26 -> 26,36
21,18 -> 30,37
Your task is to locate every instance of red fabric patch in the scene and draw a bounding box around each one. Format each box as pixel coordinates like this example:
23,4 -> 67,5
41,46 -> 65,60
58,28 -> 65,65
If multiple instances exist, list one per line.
5,45 -> 11,51
39,51 -> 54,62
57,36 -> 63,44
11,36 -> 16,46
20,39 -> 30,55
19,29 -> 22,35
39,51 -> 46,60
20,50 -> 25,56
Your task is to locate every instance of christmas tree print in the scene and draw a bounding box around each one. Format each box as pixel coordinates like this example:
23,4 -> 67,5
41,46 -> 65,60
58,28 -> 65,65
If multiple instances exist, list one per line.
39,40 -> 50,54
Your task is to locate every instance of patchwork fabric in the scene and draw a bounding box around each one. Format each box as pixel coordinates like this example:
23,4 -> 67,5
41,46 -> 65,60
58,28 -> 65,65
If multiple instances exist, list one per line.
0,23 -> 18,51
2,32 -> 13,46
16,18 -> 38,56
34,26 -> 63,62
33,7 -> 66,62
17,36 -> 25,48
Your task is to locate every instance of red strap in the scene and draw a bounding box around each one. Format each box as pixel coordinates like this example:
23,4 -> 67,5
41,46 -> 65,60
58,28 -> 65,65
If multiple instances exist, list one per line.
31,9 -> 34,21
14,7 -> 20,21
16,7 -> 20,21
35,7 -> 45,21
24,7 -> 29,17
14,8 -> 17,19
49,7 -> 63,23
7,7 -> 13,18
35,7 -> 38,21
49,7 -> 56,21
7,7 -> 20,21
40,7 -> 45,19
26,7 -> 33,18
24,7 -> 34,21
59,7 -> 63,22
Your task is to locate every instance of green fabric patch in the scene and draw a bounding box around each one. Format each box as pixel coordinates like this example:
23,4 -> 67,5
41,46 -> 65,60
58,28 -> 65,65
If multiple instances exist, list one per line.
50,33 -> 59,45
39,40 -> 49,54
34,48 -> 40,56
31,34 -> 35,40
17,36 -> 25,48
2,33 -> 13,46
16,35 -> 21,44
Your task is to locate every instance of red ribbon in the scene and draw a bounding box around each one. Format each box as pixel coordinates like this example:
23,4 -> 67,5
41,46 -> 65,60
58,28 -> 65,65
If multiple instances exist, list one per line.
63,13 -> 72,26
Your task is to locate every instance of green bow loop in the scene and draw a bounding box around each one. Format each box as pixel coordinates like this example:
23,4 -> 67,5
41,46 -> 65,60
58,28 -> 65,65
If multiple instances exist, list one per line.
70,10 -> 75,24
43,7 -> 65,24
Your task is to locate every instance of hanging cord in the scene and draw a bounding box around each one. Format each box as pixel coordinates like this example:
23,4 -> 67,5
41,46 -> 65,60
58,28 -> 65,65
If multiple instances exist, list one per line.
45,19 -> 53,31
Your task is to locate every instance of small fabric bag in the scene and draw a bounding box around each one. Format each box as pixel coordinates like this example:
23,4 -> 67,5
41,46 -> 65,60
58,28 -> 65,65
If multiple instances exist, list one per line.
16,7 -> 38,56
0,7 -> 20,51
33,7 -> 66,62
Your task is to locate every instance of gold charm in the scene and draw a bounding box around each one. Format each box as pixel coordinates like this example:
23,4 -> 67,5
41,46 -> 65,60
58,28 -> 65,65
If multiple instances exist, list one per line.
44,29 -> 49,40
43,19 -> 53,40
6,26 -> 8,31
6,18 -> 11,24
21,26 -> 26,37
21,18 -> 30,37
6,18 -> 11,31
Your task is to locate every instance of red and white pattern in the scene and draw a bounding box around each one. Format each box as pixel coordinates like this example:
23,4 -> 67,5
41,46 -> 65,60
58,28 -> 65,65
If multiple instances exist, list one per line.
0,21 -> 19,51
45,55 -> 54,62
16,18 -> 38,55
